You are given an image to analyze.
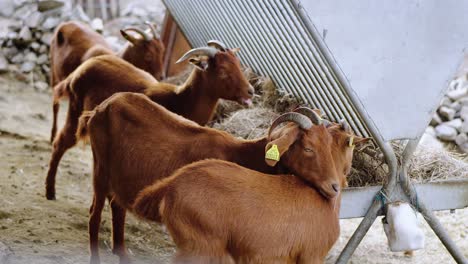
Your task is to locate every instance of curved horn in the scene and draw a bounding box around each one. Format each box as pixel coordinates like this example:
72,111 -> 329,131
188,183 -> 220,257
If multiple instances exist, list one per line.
123,27 -> 151,41
268,112 -> 313,139
207,40 -> 227,51
292,107 -> 323,126
176,47 -> 218,64
145,21 -> 158,39
339,119 -> 352,133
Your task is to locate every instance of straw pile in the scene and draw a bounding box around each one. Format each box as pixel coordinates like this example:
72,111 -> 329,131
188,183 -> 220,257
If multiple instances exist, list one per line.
166,66 -> 468,187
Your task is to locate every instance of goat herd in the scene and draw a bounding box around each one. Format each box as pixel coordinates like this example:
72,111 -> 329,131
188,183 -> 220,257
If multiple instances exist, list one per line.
43,20 -> 369,264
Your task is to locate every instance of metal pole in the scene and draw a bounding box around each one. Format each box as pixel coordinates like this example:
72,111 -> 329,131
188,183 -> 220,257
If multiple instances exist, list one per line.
400,140 -> 468,264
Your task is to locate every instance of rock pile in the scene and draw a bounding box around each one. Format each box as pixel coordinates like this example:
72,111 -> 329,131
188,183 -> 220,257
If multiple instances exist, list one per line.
0,0 -> 165,91
430,74 -> 468,153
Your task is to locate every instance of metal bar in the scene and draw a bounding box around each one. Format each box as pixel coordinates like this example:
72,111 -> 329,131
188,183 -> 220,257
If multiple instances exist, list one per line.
399,140 -> 468,264
260,0 -> 338,119
250,0 -> 325,112
340,180 -> 468,219
234,0 -> 311,102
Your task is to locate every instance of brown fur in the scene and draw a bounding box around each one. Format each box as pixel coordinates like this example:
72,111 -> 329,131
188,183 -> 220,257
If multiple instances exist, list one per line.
131,125 -> 360,263
45,50 -> 253,201
79,93 -> 366,263
49,21 -> 165,143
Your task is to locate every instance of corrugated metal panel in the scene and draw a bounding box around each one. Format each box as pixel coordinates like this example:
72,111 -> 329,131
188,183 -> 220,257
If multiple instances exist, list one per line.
164,0 -> 371,138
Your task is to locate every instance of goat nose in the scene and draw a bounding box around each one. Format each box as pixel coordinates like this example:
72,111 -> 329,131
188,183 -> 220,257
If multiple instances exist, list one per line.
331,183 -> 340,193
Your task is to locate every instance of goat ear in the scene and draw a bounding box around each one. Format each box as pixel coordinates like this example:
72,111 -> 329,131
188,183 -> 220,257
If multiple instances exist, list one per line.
348,136 -> 370,147
230,47 -> 240,54
120,30 -> 139,45
265,129 -> 299,167
189,57 -> 209,71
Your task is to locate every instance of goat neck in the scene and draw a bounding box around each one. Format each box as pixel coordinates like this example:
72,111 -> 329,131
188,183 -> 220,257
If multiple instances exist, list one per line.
227,136 -> 276,174
174,68 -> 220,125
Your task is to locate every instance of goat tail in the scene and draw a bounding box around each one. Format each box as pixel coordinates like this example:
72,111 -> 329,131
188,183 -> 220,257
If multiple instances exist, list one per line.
133,177 -> 173,223
76,110 -> 95,141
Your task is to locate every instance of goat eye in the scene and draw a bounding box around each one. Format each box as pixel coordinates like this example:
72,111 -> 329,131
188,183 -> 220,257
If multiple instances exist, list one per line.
304,147 -> 313,152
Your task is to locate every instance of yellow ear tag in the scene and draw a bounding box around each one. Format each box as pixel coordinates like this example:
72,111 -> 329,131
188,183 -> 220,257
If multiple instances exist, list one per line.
265,144 -> 280,161
349,136 -> 354,147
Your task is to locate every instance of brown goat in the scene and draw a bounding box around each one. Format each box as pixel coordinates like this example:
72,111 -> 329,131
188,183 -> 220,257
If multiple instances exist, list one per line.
50,21 -> 164,86
45,41 -> 254,200
133,124 -> 365,263
78,92 -> 365,263
49,21 -> 165,142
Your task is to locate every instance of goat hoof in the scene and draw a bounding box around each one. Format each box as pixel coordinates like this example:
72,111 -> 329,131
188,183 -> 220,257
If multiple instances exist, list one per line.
46,190 -> 56,200
89,256 -> 100,264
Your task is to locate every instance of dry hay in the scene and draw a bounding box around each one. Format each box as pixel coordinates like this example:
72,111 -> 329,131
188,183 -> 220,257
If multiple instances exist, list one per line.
165,66 -> 468,187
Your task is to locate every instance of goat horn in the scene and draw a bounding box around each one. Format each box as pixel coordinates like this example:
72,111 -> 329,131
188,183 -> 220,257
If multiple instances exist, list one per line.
145,21 -> 158,40
268,112 -> 313,139
339,119 -> 352,133
123,27 -> 151,42
207,40 -> 227,51
176,47 -> 218,64
292,107 -> 323,126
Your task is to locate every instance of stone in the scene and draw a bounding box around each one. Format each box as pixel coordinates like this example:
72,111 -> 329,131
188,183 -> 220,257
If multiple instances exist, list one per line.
425,126 -> 436,137
435,124 -> 458,141
20,61 -> 35,72
2,47 -> 18,59
442,118 -> 463,130
455,133 -> 468,146
18,26 -> 32,42
34,31 -> 43,39
457,97 -> 468,107
440,97 -> 452,107
24,52 -> 37,62
34,81 -> 48,91
430,113 -> 442,126
40,33 -> 53,45
7,31 -> 18,40
458,142 -> 468,153
91,18 -> 104,32
41,64 -> 50,73
38,0 -> 64,12
461,121 -> 468,134
460,106 -> 468,121
419,130 -> 444,150
42,17 -> 61,29
36,54 -> 48,65
447,87 -> 468,101
438,106 -> 456,121
30,42 -> 40,51
450,101 -> 462,112
39,45 -> 48,53
26,11 -> 44,29
0,0 -> 15,17
11,53 -> 24,64
0,55 -> 9,73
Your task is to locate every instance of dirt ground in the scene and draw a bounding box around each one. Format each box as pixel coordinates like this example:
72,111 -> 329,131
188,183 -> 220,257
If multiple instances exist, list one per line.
0,71 -> 466,264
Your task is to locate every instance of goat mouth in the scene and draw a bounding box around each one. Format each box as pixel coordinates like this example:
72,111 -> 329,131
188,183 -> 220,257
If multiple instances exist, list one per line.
318,188 -> 338,199
239,97 -> 253,107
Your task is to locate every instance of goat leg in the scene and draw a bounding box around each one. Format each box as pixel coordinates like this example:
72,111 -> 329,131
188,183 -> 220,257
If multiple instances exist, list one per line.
110,198 -> 130,263
89,193 -> 106,264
